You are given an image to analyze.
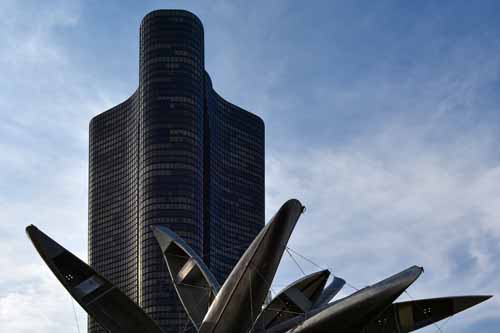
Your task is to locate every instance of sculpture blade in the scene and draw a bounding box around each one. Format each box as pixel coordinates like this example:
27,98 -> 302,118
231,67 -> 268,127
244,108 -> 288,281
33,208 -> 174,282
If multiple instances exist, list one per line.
152,224 -> 220,329
26,225 -> 163,333
253,269 -> 330,331
362,295 -> 492,333
200,199 -> 304,333
269,266 -> 423,333
312,276 -> 346,309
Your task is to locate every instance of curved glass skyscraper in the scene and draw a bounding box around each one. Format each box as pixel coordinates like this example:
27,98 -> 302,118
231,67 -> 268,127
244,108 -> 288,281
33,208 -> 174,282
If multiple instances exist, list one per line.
88,10 -> 264,333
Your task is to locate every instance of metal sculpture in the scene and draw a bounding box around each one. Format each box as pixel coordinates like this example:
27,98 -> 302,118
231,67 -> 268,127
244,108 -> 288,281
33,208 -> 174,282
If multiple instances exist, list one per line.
26,199 -> 492,332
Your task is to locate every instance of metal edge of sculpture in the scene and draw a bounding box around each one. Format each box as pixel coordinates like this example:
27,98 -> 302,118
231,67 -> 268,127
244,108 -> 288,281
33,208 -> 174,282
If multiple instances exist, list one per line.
26,199 -> 492,333
198,199 -> 304,333
151,224 -> 220,329
312,276 -> 346,309
251,269 -> 330,331
25,225 -> 163,333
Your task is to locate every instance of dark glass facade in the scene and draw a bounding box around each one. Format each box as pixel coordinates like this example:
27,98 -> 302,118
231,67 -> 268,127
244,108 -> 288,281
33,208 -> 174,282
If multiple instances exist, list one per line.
88,10 -> 264,333
203,74 -> 265,283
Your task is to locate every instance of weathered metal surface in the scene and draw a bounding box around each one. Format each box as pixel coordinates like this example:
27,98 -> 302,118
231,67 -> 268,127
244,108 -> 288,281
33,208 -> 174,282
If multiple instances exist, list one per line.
26,225 -> 163,333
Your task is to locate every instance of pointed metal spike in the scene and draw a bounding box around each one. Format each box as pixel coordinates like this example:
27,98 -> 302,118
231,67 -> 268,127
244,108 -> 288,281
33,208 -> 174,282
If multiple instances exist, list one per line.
365,295 -> 495,333
453,295 -> 493,313
26,225 -> 65,260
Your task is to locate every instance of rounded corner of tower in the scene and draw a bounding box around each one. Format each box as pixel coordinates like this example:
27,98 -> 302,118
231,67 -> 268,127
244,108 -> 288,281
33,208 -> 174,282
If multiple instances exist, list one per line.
255,114 -> 265,131
140,9 -> 204,32
89,115 -> 97,130
178,9 -> 205,29
140,9 -> 163,25
204,71 -> 213,88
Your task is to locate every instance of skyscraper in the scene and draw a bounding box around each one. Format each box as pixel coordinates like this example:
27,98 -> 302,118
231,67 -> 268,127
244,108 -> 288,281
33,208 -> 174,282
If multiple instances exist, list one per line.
88,9 -> 264,333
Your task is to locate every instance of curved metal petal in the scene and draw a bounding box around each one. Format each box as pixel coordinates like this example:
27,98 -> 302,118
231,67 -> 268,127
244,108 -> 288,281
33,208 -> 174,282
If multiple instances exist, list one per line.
152,224 -> 220,329
271,266 -> 424,333
200,199 -> 305,333
363,295 -> 492,333
26,225 -> 163,333
253,269 -> 330,331
312,276 -> 346,309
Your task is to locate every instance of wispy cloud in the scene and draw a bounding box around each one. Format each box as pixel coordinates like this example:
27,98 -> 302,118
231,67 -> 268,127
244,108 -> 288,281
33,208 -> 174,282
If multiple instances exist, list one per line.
1,1 -> 500,332
0,275 -> 82,332
0,1 -> 105,332
267,128 -> 500,330
265,34 -> 500,331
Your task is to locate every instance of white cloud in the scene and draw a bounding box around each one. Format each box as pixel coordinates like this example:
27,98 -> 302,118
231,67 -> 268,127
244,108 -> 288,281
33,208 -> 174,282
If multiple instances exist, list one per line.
0,1 -> 101,332
267,120 -> 500,331
0,273 -> 85,333
0,0 -> 79,65
0,153 -> 88,333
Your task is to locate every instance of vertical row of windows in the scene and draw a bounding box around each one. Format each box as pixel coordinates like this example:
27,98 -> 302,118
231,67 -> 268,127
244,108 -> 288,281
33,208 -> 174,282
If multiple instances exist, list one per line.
204,73 -> 265,284
88,91 -> 139,333
138,10 -> 204,333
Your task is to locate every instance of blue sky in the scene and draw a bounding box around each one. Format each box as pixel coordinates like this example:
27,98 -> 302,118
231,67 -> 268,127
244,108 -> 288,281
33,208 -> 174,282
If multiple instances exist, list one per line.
1,0 -> 500,332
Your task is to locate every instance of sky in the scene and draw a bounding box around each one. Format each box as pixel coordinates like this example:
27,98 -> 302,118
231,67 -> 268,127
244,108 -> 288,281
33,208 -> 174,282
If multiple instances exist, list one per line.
1,0 -> 500,332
